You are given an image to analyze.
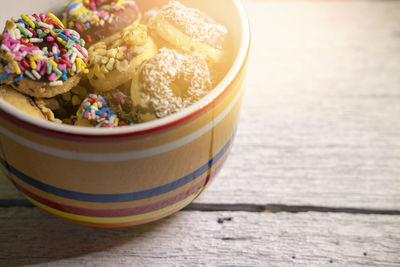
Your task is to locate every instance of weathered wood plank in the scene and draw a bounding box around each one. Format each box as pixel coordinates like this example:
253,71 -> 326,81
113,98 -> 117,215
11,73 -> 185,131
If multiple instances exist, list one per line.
196,0 -> 400,208
0,174 -> 21,202
0,208 -> 399,266
1,0 -> 400,210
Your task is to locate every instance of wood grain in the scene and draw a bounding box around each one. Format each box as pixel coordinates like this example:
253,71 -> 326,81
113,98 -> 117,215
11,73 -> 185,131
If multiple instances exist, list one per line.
0,208 -> 399,267
196,0 -> 400,209
0,1 -> 399,266
1,0 -> 400,210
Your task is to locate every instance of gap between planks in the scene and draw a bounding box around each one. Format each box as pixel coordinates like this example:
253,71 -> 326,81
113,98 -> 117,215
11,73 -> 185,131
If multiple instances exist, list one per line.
1,199 -> 400,216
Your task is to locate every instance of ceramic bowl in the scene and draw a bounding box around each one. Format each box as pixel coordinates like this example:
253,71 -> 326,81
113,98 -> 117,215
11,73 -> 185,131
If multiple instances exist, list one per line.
0,0 -> 250,227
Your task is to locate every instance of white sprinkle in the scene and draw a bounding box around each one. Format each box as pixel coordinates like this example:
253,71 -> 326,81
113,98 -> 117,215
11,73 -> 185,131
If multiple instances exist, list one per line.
14,29 -> 21,39
82,47 -> 88,57
12,43 -> 21,52
31,69 -> 41,80
72,47 -> 84,59
1,44 -> 11,52
32,50 -> 44,56
5,63 -> 15,73
21,51 -> 27,58
159,0 -> 228,48
69,29 -> 80,39
29,38 -> 43,43
108,15 -> 114,24
49,81 -> 63,86
72,63 -> 77,73
70,52 -> 77,64
9,29 -> 16,40
38,22 -> 53,29
139,48 -> 212,118
25,70 -> 36,80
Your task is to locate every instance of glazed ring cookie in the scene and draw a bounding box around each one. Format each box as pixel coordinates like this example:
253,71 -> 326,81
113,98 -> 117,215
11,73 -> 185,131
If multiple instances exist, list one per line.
0,13 -> 88,98
130,47 -> 212,120
149,0 -> 228,65
63,0 -> 141,46
87,23 -> 157,91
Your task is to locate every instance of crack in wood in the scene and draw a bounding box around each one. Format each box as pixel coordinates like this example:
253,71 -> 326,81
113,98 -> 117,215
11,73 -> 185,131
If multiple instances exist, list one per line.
184,203 -> 400,215
1,200 -> 400,215
0,200 -> 34,207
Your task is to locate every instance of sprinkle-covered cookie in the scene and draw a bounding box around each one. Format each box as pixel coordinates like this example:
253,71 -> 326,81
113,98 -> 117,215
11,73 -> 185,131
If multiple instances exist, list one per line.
75,89 -> 134,127
0,13 -> 89,98
63,0 -> 141,46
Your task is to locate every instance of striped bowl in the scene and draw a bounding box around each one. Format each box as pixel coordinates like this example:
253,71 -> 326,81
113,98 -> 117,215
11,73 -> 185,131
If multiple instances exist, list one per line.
0,0 -> 250,227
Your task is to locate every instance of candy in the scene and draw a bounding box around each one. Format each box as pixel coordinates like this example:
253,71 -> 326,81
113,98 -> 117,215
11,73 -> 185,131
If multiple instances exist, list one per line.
76,91 -> 134,128
24,70 -> 36,80
0,13 -> 87,85
17,25 -> 31,37
0,72 -> 9,80
49,81 -> 63,86
53,67 -> 63,76
47,12 -> 64,28
63,0 -> 138,46
13,75 -> 24,82
21,14 -> 35,28
29,38 -> 43,43
48,72 -> 56,81
32,69 -> 41,80
11,60 -> 21,75
38,22 -> 53,29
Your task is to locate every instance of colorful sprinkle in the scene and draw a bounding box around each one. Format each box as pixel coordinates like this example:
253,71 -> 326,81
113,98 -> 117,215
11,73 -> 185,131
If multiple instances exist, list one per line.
48,72 -> 57,81
53,66 -> 63,76
13,74 -> 24,82
48,12 -> 64,28
11,60 -> 21,75
63,0 -> 138,47
0,72 -> 9,80
38,21 -> 53,29
0,13 -> 88,84
76,90 -> 135,128
58,32 -> 68,41
17,25 -> 31,37
69,35 -> 79,43
21,14 -> 35,28
85,34 -> 92,43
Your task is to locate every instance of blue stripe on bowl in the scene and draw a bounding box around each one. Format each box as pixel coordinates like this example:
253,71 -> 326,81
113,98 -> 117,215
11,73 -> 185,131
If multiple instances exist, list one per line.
0,132 -> 234,203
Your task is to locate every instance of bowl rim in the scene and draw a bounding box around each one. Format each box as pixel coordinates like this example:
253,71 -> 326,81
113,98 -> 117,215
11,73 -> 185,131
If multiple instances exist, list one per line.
0,0 -> 251,138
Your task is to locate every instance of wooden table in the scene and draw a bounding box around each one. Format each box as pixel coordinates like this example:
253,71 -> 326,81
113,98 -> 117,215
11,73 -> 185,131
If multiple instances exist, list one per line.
1,0 -> 400,266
